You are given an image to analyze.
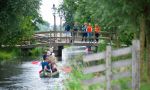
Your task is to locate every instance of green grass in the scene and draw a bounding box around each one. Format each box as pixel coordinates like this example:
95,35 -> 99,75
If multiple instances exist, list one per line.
65,66 -> 102,90
0,48 -> 18,61
0,51 -> 13,60
64,54 -> 103,90
98,40 -> 107,52
141,82 -> 150,90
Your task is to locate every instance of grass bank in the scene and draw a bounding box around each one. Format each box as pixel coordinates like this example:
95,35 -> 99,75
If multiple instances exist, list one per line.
0,47 -> 43,63
64,54 -> 103,90
0,48 -> 20,61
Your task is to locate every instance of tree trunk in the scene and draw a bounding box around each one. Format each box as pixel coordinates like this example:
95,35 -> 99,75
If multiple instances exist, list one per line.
116,31 -> 120,48
146,26 -> 150,80
139,15 -> 146,80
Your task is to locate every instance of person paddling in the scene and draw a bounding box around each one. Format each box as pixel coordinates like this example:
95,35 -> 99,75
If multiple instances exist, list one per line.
41,57 -> 51,72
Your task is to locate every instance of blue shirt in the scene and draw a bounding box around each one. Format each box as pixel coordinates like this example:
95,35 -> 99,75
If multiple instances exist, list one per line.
65,24 -> 71,31
43,54 -> 47,60
41,61 -> 50,70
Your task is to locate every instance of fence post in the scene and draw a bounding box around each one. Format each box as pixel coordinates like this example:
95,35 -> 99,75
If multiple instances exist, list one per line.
106,46 -> 112,90
132,40 -> 140,90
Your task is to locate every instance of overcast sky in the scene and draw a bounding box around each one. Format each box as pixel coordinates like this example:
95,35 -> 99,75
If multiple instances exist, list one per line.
40,0 -> 63,26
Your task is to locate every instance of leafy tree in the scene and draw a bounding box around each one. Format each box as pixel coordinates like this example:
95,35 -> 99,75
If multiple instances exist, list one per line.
0,0 -> 42,46
60,0 -> 150,81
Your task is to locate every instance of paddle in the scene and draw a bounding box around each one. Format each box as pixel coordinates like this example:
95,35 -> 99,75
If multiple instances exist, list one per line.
61,66 -> 72,73
32,61 -> 40,65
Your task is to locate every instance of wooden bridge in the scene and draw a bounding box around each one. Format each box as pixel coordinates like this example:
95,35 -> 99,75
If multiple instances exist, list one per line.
19,30 -> 112,48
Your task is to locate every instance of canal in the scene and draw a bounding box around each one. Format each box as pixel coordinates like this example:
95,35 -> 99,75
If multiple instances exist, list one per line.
0,46 -> 87,90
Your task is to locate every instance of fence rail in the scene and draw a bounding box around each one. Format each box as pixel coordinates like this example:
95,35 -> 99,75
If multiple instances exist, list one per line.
82,40 -> 140,90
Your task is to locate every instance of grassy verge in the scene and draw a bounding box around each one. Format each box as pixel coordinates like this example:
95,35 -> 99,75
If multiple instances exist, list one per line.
64,54 -> 104,90
141,82 -> 150,90
0,47 -> 43,62
0,48 -> 19,61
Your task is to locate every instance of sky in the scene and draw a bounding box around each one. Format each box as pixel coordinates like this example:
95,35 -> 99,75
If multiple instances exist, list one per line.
40,0 -> 63,26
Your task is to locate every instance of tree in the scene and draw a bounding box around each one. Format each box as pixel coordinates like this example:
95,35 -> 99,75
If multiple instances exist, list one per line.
59,0 -> 150,81
0,0 -> 42,46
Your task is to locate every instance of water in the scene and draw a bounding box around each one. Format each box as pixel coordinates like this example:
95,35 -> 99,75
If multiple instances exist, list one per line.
0,46 -> 87,90
0,60 -> 66,90
62,46 -> 87,64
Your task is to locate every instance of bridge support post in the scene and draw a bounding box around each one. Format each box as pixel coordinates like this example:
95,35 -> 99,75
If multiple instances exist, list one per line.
57,46 -> 64,57
95,46 -> 98,52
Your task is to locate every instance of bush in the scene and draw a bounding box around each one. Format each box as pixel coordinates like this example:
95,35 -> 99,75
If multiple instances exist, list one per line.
30,47 -> 42,58
0,49 -> 16,61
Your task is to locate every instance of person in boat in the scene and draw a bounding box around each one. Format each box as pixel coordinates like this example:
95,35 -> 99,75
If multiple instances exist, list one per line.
47,47 -> 54,56
43,50 -> 47,60
47,55 -> 57,73
41,55 -> 51,72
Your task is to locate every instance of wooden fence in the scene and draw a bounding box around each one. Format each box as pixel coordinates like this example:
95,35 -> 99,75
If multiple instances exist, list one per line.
82,40 -> 140,90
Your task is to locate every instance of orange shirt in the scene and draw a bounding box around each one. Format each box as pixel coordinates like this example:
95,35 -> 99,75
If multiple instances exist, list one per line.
95,26 -> 101,33
87,25 -> 92,32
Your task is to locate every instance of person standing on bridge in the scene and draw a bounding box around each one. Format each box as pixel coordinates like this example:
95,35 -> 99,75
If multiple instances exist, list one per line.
94,24 -> 101,42
72,22 -> 79,42
65,23 -> 71,36
81,22 -> 87,42
87,23 -> 93,42
65,23 -> 71,42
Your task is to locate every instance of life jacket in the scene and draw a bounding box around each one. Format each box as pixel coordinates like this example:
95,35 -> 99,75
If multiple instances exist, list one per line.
95,26 -> 100,33
87,25 -> 92,32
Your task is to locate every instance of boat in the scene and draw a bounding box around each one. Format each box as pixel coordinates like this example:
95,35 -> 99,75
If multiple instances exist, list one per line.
40,51 -> 59,78
39,70 -> 59,78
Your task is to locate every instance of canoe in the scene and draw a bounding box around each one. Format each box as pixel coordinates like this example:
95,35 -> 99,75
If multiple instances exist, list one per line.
39,70 -> 59,78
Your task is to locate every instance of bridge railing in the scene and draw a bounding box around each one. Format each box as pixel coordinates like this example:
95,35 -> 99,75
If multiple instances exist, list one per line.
35,30 -> 113,44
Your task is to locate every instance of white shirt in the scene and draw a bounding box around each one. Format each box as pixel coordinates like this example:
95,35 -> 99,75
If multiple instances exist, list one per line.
47,51 -> 52,56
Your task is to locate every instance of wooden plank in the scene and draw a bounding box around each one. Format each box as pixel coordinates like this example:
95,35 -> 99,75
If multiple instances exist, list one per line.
35,31 -> 110,34
83,64 -> 106,74
132,40 -> 140,90
82,76 -> 106,85
35,37 -> 72,39
83,47 -> 132,62
106,46 -> 112,90
112,47 -> 132,57
112,59 -> 132,68
82,71 -> 131,85
83,51 -> 105,62
112,71 -> 131,80
35,31 -> 64,34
